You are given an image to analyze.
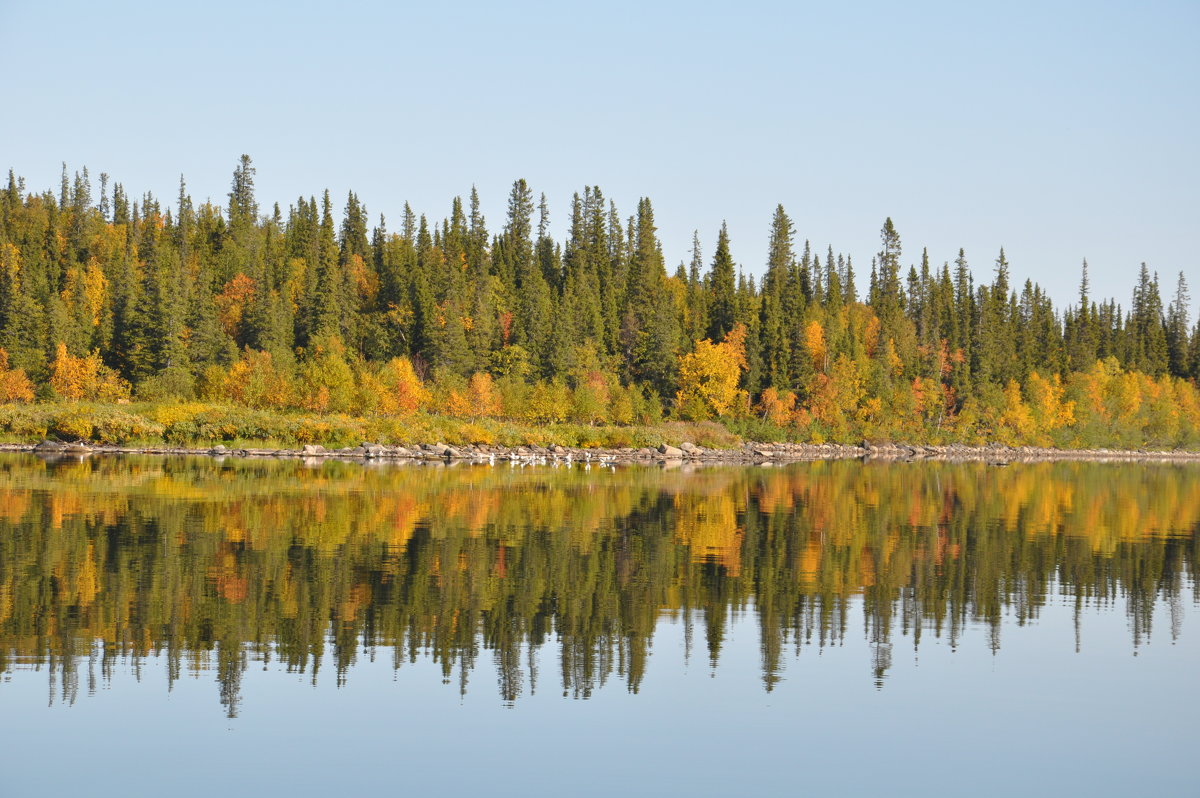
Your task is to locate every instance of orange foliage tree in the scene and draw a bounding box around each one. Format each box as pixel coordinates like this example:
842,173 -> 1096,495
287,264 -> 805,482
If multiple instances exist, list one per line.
467,372 -> 501,419
445,389 -> 472,418
0,348 -> 35,402
756,387 -> 796,425
214,273 -> 257,338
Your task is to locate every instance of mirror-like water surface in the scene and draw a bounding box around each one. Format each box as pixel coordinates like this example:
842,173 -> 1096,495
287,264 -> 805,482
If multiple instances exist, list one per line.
0,455 -> 1196,796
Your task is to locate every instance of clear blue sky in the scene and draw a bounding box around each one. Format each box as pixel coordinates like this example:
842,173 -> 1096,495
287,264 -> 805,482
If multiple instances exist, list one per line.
1,0 -> 1196,311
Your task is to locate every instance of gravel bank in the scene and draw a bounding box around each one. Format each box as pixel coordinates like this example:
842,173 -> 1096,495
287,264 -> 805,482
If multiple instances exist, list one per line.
4,440 -> 1199,465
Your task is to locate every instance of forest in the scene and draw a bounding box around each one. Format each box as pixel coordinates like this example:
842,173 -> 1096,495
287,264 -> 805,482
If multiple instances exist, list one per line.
1,156 -> 1198,448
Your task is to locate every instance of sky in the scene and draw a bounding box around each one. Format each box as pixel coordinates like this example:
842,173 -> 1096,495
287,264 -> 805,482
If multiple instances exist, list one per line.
1,0 -> 1196,311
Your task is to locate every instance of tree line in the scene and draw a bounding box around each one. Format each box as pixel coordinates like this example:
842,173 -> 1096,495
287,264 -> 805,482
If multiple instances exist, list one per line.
1,156 -> 1197,445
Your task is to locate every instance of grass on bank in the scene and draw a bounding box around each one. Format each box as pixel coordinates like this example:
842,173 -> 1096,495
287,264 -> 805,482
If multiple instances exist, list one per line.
0,401 -> 746,450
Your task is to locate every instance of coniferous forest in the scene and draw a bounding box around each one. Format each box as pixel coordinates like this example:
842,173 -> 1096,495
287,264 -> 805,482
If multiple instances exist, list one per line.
0,156 -> 1198,449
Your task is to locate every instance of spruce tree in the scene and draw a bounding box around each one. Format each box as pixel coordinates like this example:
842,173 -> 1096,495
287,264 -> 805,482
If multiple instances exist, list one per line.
1165,271 -> 1191,378
311,190 -> 345,341
621,198 -> 678,393
1130,263 -> 1168,375
706,222 -> 736,341
759,206 -> 793,390
873,218 -> 904,333
685,230 -> 707,343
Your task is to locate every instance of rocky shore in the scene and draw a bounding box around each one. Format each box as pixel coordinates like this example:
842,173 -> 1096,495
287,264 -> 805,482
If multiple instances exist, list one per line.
3,439 -> 1199,465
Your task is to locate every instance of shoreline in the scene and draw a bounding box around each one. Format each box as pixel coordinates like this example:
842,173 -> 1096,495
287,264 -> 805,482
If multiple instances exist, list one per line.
5,439 -> 1200,466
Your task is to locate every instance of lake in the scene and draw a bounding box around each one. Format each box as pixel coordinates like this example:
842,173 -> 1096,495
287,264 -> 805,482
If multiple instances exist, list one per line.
0,454 -> 1196,797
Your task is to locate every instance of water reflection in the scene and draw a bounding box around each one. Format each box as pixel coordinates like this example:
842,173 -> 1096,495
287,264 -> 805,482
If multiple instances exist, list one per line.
0,455 -> 1195,714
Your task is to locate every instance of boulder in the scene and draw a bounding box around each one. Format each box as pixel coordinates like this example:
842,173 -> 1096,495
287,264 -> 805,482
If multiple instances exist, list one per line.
301,444 -> 325,455
658,444 -> 684,458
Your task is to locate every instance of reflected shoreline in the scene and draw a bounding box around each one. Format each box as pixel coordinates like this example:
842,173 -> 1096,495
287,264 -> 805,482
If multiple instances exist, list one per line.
1,454 -> 1196,713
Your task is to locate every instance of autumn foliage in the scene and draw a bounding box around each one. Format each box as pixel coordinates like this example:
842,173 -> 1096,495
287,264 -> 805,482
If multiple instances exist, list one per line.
49,343 -> 130,402
0,349 -> 34,403
676,323 -> 750,419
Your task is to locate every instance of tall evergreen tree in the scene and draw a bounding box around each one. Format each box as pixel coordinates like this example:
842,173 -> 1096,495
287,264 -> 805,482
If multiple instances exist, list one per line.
1165,271 -> 1191,378
1129,263 -> 1168,375
759,206 -> 793,390
706,222 -> 736,341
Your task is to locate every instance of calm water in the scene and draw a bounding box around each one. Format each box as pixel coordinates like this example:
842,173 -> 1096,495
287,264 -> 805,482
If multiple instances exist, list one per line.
0,454 -> 1196,797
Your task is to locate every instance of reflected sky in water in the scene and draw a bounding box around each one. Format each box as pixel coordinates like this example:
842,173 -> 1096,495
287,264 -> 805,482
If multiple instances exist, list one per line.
0,455 -> 1196,796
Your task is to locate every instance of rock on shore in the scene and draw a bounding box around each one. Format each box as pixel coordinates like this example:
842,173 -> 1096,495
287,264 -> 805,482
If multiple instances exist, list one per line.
2,439 -> 1198,465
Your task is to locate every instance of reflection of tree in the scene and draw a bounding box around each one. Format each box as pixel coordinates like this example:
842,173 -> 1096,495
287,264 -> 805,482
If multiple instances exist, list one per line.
0,455 -> 1196,711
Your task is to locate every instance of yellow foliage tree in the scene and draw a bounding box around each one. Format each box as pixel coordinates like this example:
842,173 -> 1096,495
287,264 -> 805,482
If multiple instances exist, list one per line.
347,254 -> 378,302
997,379 -> 1036,444
297,337 -> 356,414
377,357 -> 429,417
0,242 -> 19,284
863,315 -> 881,358
571,370 -> 611,425
804,320 -> 827,372
676,323 -> 749,419
222,349 -> 292,409
1025,372 -> 1075,435
523,380 -> 571,424
883,338 -> 904,377
60,258 -> 108,327
467,372 -> 501,419
49,343 -> 131,402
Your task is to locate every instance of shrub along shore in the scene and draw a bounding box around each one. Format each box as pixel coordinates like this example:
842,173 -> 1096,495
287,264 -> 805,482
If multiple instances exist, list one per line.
1,401 -> 1196,464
